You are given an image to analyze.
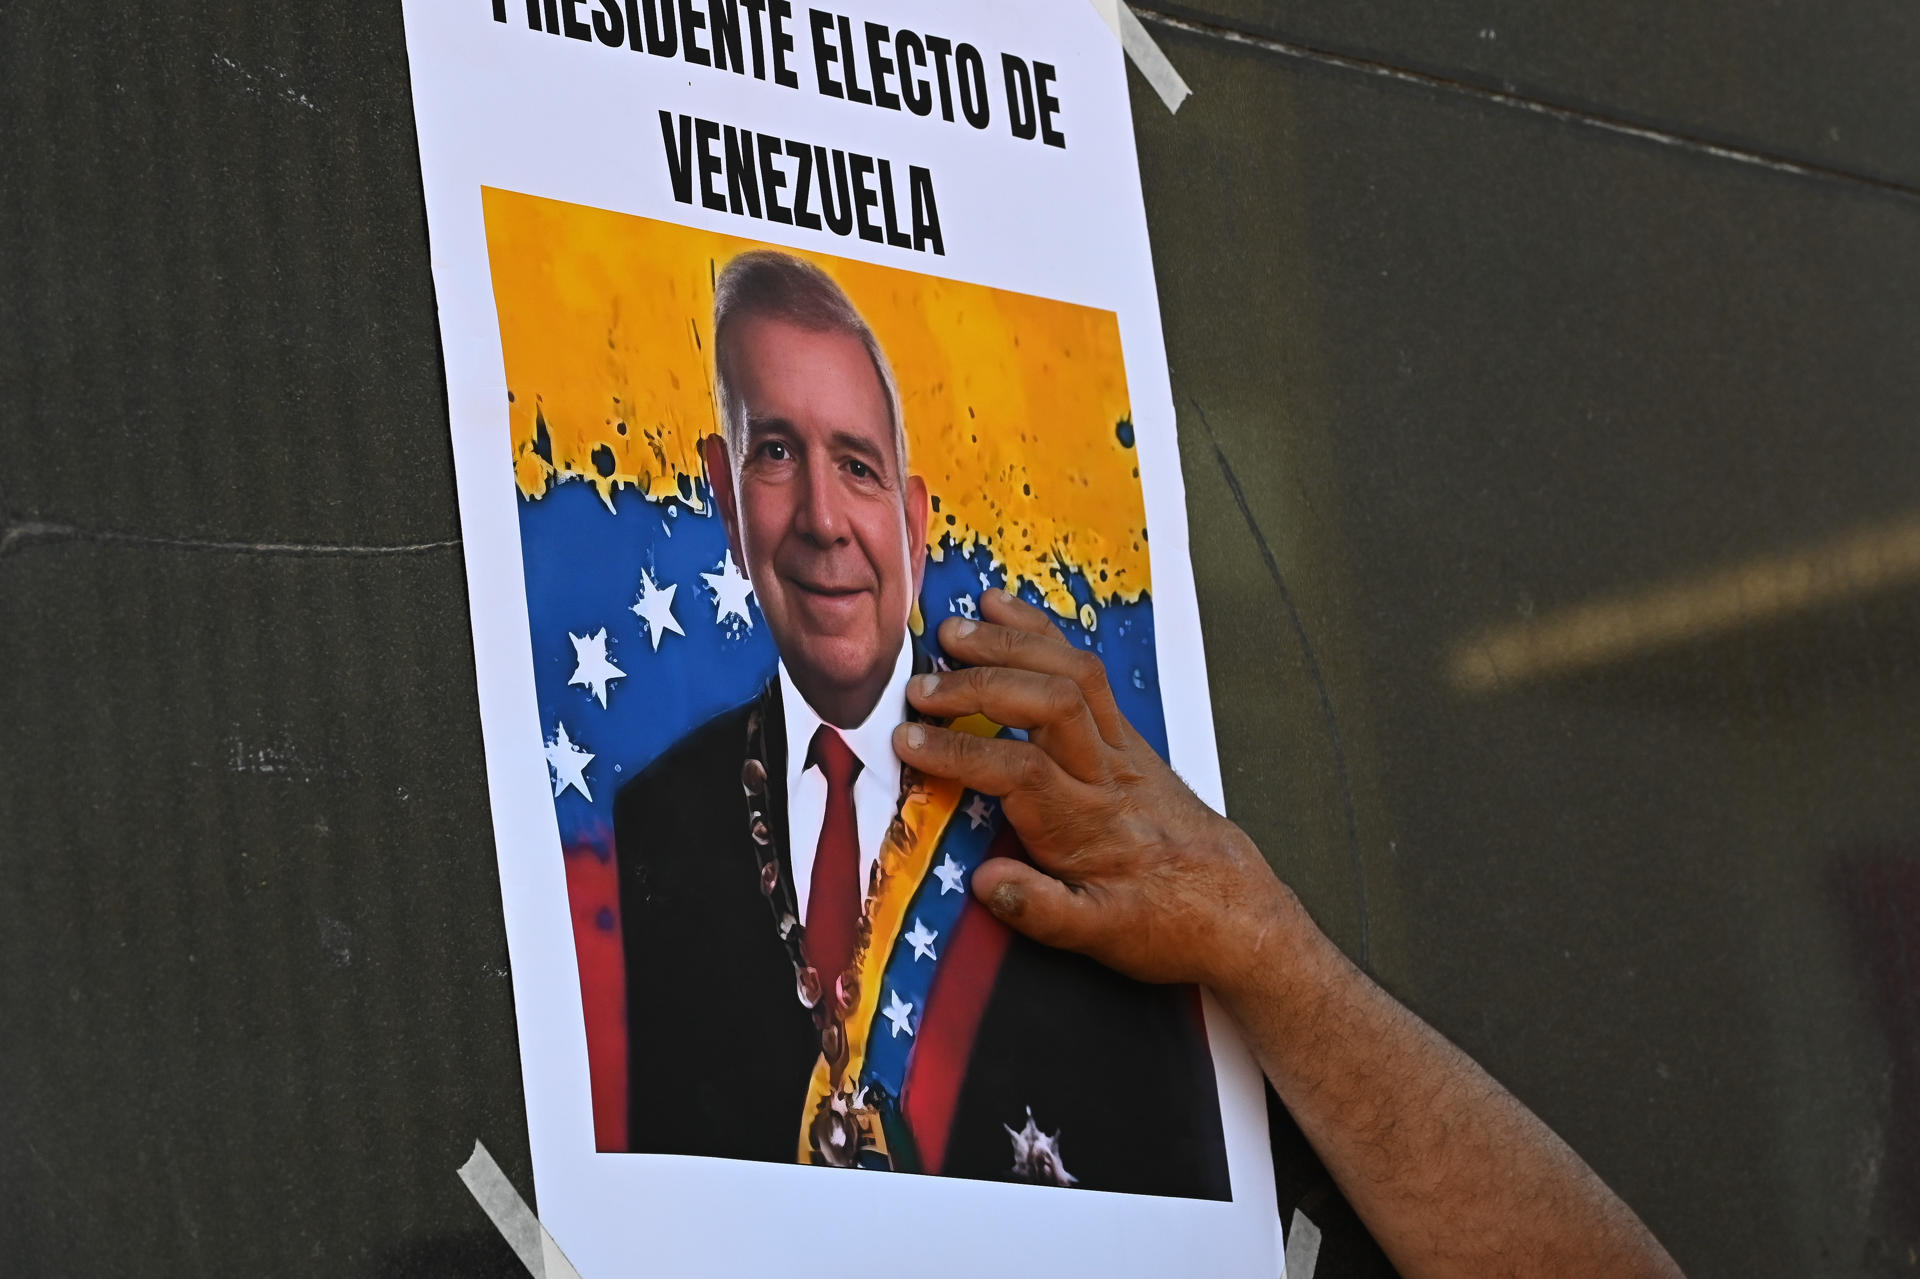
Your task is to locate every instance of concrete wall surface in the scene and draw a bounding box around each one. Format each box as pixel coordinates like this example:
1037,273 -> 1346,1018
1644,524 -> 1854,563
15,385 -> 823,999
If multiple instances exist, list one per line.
3,2 -> 1916,1274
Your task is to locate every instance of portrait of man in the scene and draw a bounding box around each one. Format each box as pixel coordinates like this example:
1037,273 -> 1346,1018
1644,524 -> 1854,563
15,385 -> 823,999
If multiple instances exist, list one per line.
611,251 -> 1230,1196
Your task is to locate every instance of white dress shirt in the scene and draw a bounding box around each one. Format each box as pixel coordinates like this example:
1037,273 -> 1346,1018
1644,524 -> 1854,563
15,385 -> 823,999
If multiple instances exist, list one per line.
779,639 -> 913,921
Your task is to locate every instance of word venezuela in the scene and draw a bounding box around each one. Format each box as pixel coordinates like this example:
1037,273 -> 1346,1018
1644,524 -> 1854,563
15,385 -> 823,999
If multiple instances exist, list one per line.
660,112 -> 943,255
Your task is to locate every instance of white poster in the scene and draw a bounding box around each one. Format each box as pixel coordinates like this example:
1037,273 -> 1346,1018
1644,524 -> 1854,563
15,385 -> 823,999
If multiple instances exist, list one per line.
400,0 -> 1277,1272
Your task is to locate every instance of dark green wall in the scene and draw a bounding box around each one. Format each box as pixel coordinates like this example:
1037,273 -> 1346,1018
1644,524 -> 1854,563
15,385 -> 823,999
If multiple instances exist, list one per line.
4,3 -> 1916,1275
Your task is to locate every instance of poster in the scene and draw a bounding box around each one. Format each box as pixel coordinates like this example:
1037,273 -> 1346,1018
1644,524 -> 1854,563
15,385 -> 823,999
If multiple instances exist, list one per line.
401,1 -> 1278,1273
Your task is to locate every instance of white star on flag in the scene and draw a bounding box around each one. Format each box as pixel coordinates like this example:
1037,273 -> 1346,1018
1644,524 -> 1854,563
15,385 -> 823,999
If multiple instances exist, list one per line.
545,721 -> 594,801
934,853 -> 966,896
965,794 -> 995,831
954,593 -> 978,620
883,989 -> 915,1038
701,550 -> 755,629
630,569 -> 684,651
904,918 -> 939,962
567,628 -> 625,708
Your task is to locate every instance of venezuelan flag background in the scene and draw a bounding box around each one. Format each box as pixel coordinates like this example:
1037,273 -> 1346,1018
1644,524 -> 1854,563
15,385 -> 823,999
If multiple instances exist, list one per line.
482,189 -> 1168,1149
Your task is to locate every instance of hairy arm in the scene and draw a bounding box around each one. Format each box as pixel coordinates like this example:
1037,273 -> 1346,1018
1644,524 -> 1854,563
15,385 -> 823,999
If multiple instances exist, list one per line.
895,589 -> 1681,1279
1213,864 -> 1678,1278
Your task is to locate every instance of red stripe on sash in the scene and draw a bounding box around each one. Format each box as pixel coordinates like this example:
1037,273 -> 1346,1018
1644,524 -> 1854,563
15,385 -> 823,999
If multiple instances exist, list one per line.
900,824 -> 1023,1174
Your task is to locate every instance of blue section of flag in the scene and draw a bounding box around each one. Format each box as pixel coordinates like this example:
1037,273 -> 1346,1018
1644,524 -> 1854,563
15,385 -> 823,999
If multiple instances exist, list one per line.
519,477 -> 1169,849
520,479 -> 775,847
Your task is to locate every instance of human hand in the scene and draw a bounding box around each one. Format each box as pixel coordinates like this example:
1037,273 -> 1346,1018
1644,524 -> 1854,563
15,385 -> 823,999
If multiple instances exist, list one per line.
892,588 -> 1297,991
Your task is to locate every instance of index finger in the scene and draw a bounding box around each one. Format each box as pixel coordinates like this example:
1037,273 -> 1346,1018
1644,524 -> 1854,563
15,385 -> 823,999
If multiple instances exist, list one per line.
978,586 -> 1059,637
938,605 -> 1128,747
892,721 -> 1065,800
908,666 -> 1107,782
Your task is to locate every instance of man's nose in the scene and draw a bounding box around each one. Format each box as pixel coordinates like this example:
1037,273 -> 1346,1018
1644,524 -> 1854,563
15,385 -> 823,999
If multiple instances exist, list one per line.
792,456 -> 849,546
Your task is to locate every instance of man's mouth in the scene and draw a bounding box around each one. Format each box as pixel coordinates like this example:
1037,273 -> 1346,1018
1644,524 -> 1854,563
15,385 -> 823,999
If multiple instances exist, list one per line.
791,578 -> 869,599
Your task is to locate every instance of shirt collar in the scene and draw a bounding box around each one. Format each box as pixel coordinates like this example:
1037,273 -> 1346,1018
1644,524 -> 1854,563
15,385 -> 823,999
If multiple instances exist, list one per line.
777,636 -> 914,784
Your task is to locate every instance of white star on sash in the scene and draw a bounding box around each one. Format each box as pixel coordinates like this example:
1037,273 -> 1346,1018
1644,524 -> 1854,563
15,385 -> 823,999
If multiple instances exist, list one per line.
883,990 -> 915,1038
934,853 -> 966,896
904,918 -> 938,962
965,794 -> 995,830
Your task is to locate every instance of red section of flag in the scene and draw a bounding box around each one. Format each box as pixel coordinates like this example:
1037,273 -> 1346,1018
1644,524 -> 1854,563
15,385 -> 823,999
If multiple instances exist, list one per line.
900,824 -> 1023,1174
563,841 -> 629,1151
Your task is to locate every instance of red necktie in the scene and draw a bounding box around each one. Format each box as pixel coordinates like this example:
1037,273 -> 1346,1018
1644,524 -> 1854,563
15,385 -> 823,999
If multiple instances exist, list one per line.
804,727 -> 863,986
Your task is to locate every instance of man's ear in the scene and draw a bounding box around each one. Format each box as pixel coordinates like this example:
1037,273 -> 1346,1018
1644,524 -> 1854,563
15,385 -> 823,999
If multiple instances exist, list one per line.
701,434 -> 747,568
905,473 -> 931,597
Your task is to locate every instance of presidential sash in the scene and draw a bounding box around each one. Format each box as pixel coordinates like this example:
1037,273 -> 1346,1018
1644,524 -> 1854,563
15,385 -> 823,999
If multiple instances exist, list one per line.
796,715 -> 1012,1171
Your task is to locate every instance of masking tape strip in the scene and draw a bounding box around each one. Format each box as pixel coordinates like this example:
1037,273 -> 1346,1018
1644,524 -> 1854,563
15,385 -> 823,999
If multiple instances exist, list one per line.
458,1140 -> 586,1279
1089,0 -> 1193,113
1284,1208 -> 1323,1279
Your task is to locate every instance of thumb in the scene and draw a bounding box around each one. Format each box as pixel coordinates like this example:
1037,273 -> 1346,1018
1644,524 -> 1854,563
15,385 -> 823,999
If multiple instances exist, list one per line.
971,857 -> 1099,954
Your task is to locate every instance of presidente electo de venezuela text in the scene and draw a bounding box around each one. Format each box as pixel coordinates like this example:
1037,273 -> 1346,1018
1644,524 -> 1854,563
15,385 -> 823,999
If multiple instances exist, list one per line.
491,0 -> 1079,256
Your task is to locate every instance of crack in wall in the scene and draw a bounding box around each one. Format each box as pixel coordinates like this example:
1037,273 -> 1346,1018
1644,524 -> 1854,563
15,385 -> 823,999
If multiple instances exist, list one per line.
1135,6 -> 1920,205
1192,399 -> 1371,970
0,519 -> 461,561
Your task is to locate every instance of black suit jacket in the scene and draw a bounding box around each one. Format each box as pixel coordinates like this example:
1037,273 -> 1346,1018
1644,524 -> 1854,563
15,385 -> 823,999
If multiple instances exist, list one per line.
614,684 -> 1231,1199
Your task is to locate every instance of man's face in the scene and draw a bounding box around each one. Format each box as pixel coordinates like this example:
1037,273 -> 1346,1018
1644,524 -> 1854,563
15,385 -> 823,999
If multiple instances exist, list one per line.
707,314 -> 929,727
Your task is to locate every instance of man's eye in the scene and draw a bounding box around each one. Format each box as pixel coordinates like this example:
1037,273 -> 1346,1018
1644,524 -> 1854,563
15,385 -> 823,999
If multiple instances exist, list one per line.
761,441 -> 790,461
848,459 -> 872,479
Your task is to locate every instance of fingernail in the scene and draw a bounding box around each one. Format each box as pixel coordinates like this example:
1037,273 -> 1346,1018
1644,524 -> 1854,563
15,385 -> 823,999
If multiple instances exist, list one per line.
988,882 -> 1024,918
901,724 -> 926,751
913,673 -> 941,698
951,619 -> 977,639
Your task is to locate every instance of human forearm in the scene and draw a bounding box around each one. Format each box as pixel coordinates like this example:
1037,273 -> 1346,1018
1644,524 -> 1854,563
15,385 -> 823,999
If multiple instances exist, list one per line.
893,591 -> 1681,1277
1213,870 -> 1681,1279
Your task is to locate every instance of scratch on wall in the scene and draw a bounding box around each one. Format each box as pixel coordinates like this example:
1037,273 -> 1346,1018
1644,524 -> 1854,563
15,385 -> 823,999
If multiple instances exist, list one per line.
1192,399 -> 1370,969
209,53 -> 320,113
0,518 -> 460,560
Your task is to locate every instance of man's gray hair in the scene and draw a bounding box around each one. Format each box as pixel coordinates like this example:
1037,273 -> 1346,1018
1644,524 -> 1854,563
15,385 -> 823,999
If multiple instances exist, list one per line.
712,251 -> 908,477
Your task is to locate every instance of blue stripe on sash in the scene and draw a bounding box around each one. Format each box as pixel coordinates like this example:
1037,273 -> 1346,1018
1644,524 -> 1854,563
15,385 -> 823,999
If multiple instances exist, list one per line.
860,789 -> 1004,1108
